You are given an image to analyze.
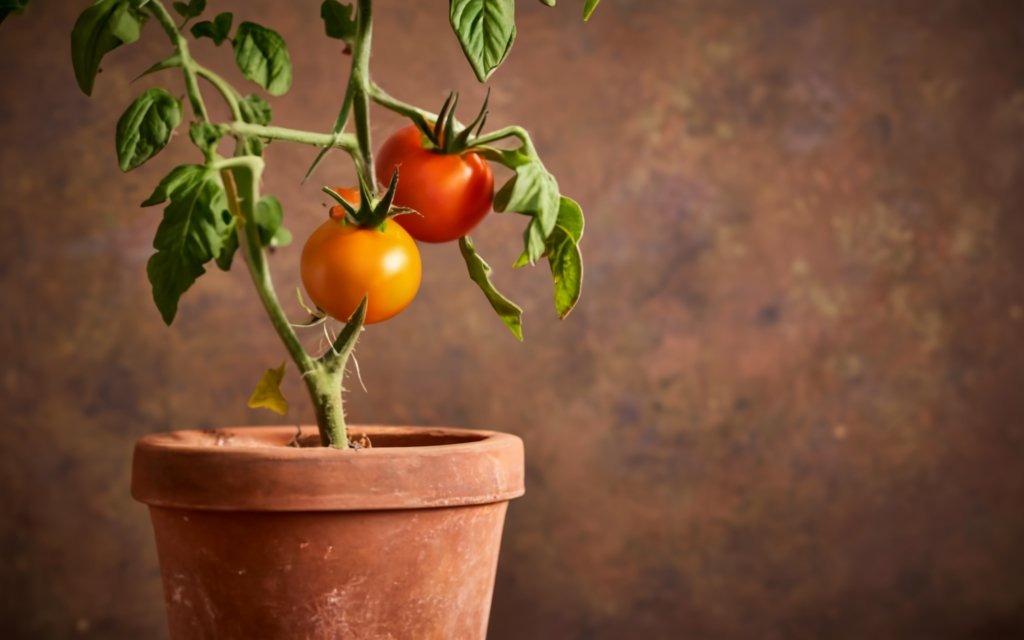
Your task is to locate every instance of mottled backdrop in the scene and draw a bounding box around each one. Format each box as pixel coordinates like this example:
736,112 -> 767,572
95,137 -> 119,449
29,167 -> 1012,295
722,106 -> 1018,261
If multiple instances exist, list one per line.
2,0 -> 1024,638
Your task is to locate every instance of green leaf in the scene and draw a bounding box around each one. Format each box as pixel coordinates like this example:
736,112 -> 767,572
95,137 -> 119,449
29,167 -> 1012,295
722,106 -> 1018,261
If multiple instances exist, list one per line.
141,163 -> 197,206
583,0 -> 600,21
254,195 -> 284,246
449,0 -> 516,83
115,88 -> 181,172
320,0 -> 356,41
71,0 -> 147,96
555,195 -> 584,242
247,362 -> 289,415
144,165 -> 231,324
236,93 -> 272,155
233,21 -> 292,96
538,0 -> 555,6
215,226 -> 238,271
109,0 -> 142,42
459,236 -> 524,340
188,121 -> 221,155
190,11 -> 232,45
1,0 -> 29,25
514,196 -> 584,267
239,93 -> 272,125
547,226 -> 582,318
172,0 -> 204,19
493,157 -> 560,259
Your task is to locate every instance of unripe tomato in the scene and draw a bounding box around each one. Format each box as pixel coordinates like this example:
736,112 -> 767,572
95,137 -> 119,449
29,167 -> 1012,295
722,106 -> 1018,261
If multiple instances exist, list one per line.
375,125 -> 494,243
300,188 -> 421,324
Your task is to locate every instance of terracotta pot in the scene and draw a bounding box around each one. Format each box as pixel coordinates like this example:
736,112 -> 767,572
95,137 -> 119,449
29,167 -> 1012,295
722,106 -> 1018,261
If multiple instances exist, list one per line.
131,426 -> 524,640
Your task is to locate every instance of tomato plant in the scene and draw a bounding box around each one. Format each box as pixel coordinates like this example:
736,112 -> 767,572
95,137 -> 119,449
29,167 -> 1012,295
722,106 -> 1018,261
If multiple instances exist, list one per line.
301,187 -> 421,324
375,124 -> 494,243
60,0 -> 597,448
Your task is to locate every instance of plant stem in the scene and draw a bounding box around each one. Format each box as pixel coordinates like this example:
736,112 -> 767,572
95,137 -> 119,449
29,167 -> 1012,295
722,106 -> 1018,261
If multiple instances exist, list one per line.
349,0 -> 376,193
219,159 -> 351,449
146,0 -> 379,448
147,0 -> 209,121
471,125 -> 532,151
368,82 -> 436,123
194,65 -> 242,121
225,122 -> 359,153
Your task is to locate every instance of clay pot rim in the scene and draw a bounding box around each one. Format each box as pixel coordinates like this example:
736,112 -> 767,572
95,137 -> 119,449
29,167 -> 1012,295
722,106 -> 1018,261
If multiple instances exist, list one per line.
135,425 -> 512,456
132,425 -> 525,512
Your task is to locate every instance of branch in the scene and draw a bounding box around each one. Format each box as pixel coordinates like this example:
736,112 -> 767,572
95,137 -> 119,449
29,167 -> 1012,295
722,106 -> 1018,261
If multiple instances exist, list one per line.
146,0 -> 209,121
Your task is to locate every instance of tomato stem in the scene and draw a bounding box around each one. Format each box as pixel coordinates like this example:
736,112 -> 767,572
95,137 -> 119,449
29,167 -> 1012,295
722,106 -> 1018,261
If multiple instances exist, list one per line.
146,0 -> 209,122
349,0 -> 377,195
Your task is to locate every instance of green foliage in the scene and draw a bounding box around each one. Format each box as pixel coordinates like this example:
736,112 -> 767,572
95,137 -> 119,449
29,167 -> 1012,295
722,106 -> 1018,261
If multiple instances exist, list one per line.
320,0 -> 356,42
547,197 -> 584,317
0,0 -> 30,25
172,0 -> 204,20
115,88 -> 181,171
239,93 -> 272,125
143,165 -> 232,324
190,11 -> 232,45
459,236 -> 523,340
233,21 -> 292,96
254,195 -> 291,247
583,0 -> 600,21
71,0 -> 147,95
486,146 -> 561,264
237,93 -> 272,155
188,121 -> 221,154
449,0 -> 516,83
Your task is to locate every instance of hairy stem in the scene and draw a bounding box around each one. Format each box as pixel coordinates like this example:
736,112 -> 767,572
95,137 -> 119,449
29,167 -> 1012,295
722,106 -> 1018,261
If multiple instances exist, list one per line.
147,0 -> 209,121
350,0 -> 376,193
368,82 -> 436,123
471,125 -> 532,151
220,159 -> 352,449
225,122 -> 359,152
195,65 -> 242,121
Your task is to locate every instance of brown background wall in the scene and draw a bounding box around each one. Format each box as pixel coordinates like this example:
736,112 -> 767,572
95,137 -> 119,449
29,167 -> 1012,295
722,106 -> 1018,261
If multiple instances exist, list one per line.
3,1 -> 1024,638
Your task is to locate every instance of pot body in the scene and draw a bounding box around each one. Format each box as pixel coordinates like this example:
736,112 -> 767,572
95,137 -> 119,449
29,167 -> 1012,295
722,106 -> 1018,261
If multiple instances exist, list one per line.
132,426 -> 524,640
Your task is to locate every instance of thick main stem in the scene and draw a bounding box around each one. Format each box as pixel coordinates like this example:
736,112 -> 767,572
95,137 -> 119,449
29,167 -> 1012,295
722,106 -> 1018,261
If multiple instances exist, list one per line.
146,0 -> 380,449
350,0 -> 376,193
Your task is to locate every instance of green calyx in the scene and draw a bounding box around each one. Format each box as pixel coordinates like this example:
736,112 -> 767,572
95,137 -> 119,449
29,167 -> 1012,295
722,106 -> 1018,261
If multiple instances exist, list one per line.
413,89 -> 490,155
321,168 -> 415,230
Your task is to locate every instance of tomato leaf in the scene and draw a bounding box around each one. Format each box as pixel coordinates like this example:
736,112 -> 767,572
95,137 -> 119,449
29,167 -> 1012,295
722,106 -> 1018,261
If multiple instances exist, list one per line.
188,121 -> 221,155
583,0 -> 600,21
215,227 -> 238,271
239,93 -> 272,125
555,195 -> 584,242
144,165 -> 232,324
255,195 -> 291,246
71,0 -> 147,96
115,88 -> 181,172
172,0 -> 204,19
247,362 -> 289,415
232,21 -> 292,96
547,226 -> 583,318
237,93 -> 272,155
459,236 -> 524,341
1,0 -> 30,25
449,0 -> 516,83
320,0 -> 356,42
190,11 -> 232,45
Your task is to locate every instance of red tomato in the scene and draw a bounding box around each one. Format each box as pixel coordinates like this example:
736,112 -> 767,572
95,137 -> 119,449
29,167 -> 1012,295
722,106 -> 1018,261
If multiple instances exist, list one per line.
300,188 -> 421,324
375,125 -> 494,243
